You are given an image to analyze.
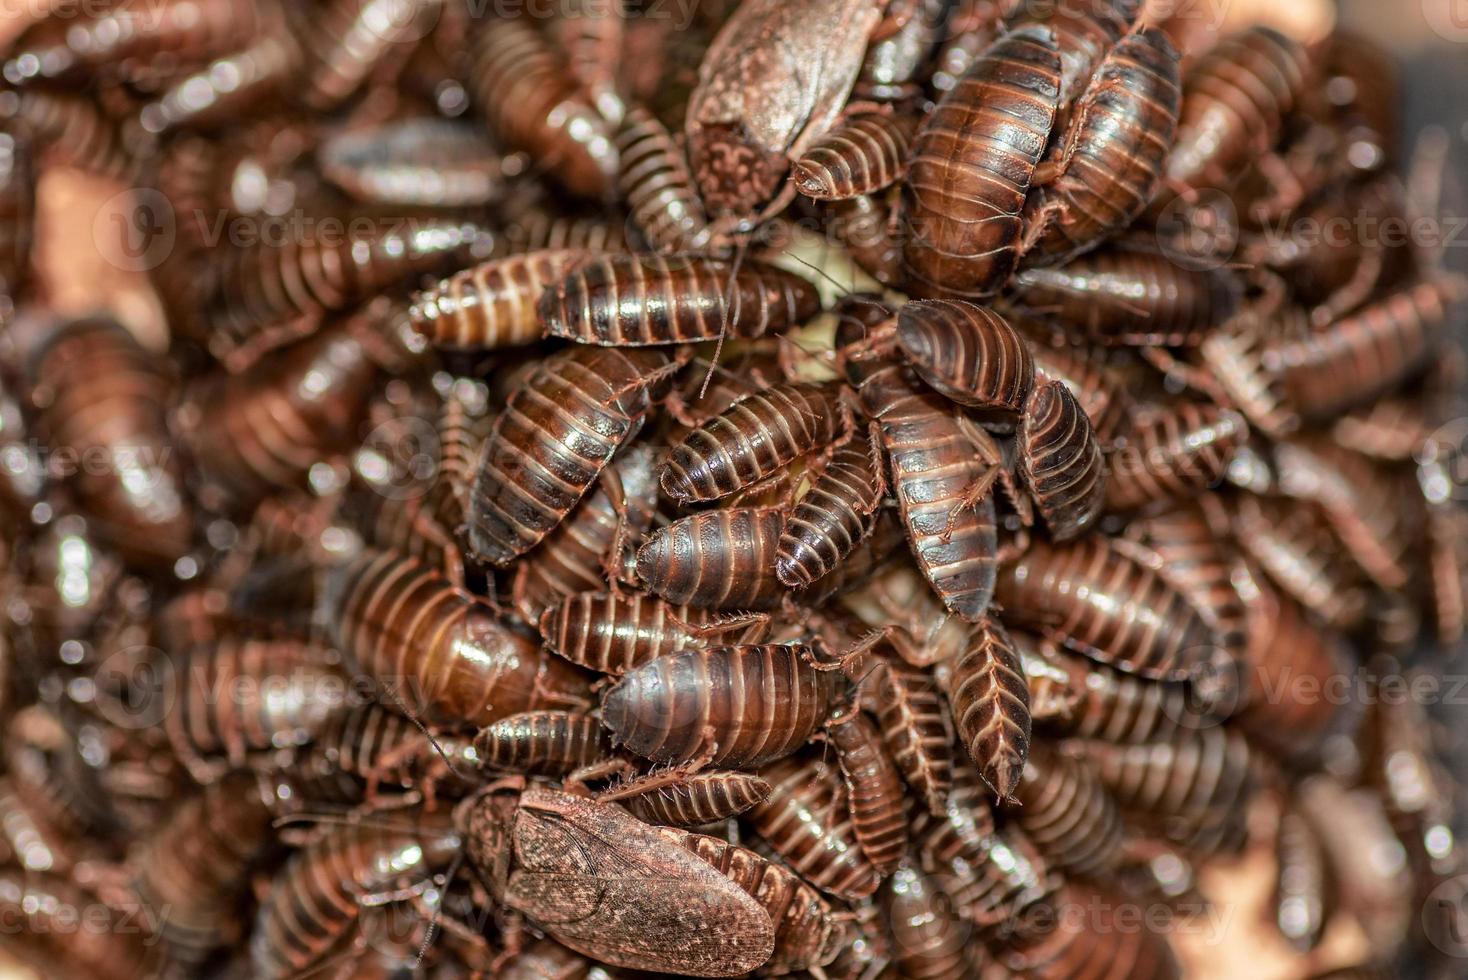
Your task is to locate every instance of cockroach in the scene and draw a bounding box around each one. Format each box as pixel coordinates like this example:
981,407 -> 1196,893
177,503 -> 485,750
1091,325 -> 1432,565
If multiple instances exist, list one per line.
470,13 -> 617,199
601,643 -> 845,768
1005,739 -> 1123,877
1105,403 -> 1247,513
299,0 -> 443,111
855,0 -> 949,103
777,425 -> 885,589
661,380 -> 847,503
894,299 -> 1035,419
323,549 -> 593,727
619,770 -> 772,826
0,871 -> 165,980
0,132 -> 34,304
1006,0 -> 1140,110
1017,379 -> 1106,540
616,107 -> 711,253
475,710 -> 609,777
538,590 -> 768,676
538,252 -> 821,346
884,865 -> 970,980
554,0 -> 626,124
297,703 -> 479,805
814,898 -> 891,980
1198,308 -> 1300,438
998,882 -> 1181,979
827,708 -> 909,874
748,753 -> 881,900
1022,27 -> 1181,266
1274,802 -> 1331,953
684,0 -> 889,232
662,827 -> 847,972
1010,247 -> 1242,347
1227,493 -> 1366,629
792,111 -> 919,202
635,506 -> 788,609
1332,393 -> 1429,463
1166,26 -> 1310,193
946,618 -> 1031,801
135,30 -> 301,136
410,249 -> 591,352
421,386 -> 490,541
901,27 -> 1062,298
3,89 -> 134,181
319,117 -> 503,207
860,363 -> 1001,623
468,345 -> 672,566
28,318 -> 194,569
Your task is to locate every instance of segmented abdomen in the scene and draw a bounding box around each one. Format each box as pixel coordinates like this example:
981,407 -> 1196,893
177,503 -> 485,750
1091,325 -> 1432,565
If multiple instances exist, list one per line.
896,299 -> 1035,417
410,250 -> 591,351
1006,740 -> 1123,876
792,111 -> 917,201
616,107 -> 710,253
1018,380 -> 1106,540
635,507 -> 787,609
475,710 -> 609,775
777,427 -> 884,589
624,771 -> 772,826
1105,404 -> 1246,512
748,754 -> 881,900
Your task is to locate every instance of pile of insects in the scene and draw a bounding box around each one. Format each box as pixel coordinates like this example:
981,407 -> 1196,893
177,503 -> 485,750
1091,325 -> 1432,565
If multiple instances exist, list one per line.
0,0 -> 1464,977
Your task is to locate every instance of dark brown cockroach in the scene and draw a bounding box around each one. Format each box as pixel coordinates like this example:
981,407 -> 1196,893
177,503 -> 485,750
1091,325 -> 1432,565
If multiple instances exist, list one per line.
554,0 -> 626,124
1005,739 -> 1123,877
468,346 -> 672,566
409,249 -> 591,352
1022,27 -> 1181,266
997,882 -> 1181,979
28,318 -> 194,569
616,107 -> 711,253
1226,493 -> 1366,629
1166,26 -> 1310,193
1006,0 -> 1141,111
895,299 -> 1035,419
539,590 -> 768,676
135,30 -> 301,137
422,386 -> 491,541
1266,278 -> 1465,419
685,0 -> 889,231
1273,802 -> 1331,953
946,618 -> 1031,802
538,253 -> 821,346
601,643 -> 845,768
995,537 -> 1229,695
1013,315 -> 1133,443
884,865 -> 970,980
823,191 -> 905,287
619,771 -> 772,826
636,506 -> 789,609
1010,247 -> 1242,347
661,381 -> 847,503
475,710 -> 610,776
1017,379 -> 1105,540
136,770 -> 282,965
323,549 -> 593,728
748,753 -> 881,900
860,363 -> 1001,623
0,131 -> 34,303
901,27 -> 1062,298
296,703 -> 479,805
827,709 -> 909,874
855,0 -> 948,103
298,0 -> 443,111
662,828 -> 846,972
1199,307 -> 1300,438
777,425 -> 885,589
469,13 -> 617,199
792,111 -> 919,202
3,89 -> 133,180
0,871 -> 165,980
802,505 -> 909,606
1105,403 -> 1247,513
319,117 -> 503,207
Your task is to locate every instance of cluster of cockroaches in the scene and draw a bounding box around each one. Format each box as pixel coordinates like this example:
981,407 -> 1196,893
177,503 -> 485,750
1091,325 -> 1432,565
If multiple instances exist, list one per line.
0,0 -> 1463,977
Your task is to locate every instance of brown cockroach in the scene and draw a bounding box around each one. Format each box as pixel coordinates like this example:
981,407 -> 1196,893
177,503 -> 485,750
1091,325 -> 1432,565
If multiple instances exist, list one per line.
475,710 -> 610,776
470,14 -> 617,198
468,346 -> 672,566
503,207 -> 628,254
619,770 -> 772,826
748,753 -> 881,900
343,477 -> 466,588
422,385 -> 491,540
1166,26 -> 1310,193
884,864 -> 970,980
927,0 -> 1008,96
858,636 -> 955,816
1105,403 -> 1247,513
28,318 -> 194,569
901,26 -> 1061,298
600,642 -> 846,768
538,252 -> 821,346
296,703 -> 479,805
777,425 -> 886,589
895,299 -> 1035,419
997,882 -> 1181,979
1023,27 -> 1181,267
538,590 -> 768,676
323,549 -> 593,727
409,248 -> 591,352
855,0 -> 949,103
319,117 -> 503,208
1198,307 -> 1301,438
860,363 -> 1001,623
135,30 -> 301,136
946,618 -> 1031,802
1332,393 -> 1429,463
616,107 -> 711,253
1273,801 -> 1331,953
792,111 -> 919,202
4,87 -> 134,178
1010,247 -> 1242,347
1006,0 -> 1141,110
0,871 -> 165,980
0,131 -> 34,303
661,380 -> 848,503
1226,493 -> 1366,629
635,506 -> 788,609
662,827 -> 847,972
1013,316 -> 1133,442
1005,738 -> 1123,877
1017,379 -> 1106,540
827,708 -> 909,874
684,0 -> 890,232
554,0 -> 626,124
298,0 -> 442,111
1304,32 -> 1398,174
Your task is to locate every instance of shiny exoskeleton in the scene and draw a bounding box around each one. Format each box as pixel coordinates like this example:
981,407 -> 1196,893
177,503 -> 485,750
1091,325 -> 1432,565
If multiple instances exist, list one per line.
616,107 -> 711,253
896,299 -> 1035,419
827,709 -> 908,874
792,111 -> 918,201
410,249 -> 591,351
635,507 -> 788,609
1017,379 -> 1106,540
539,590 -> 766,676
748,752 -> 881,900
776,426 -> 885,589
947,617 -> 1032,802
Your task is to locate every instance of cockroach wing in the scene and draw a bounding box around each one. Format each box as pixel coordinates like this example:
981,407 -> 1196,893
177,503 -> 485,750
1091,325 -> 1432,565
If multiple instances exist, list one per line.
507,789 -> 776,976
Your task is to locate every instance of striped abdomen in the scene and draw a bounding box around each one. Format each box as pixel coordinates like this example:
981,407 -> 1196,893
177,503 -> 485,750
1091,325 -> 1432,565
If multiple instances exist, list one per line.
1005,740 -> 1123,877
1106,404 -> 1246,513
1036,647 -> 1211,744
318,117 -> 501,207
7,90 -> 132,179
792,111 -> 917,201
469,346 -> 669,565
135,30 -> 300,136
869,646 -> 953,816
896,299 -> 1034,417
539,590 -> 763,675
616,108 -> 710,253
901,28 -> 1061,297
827,711 -> 908,874
1124,500 -> 1249,653
539,253 -> 821,345
299,0 -> 442,110
410,250 -> 591,351
624,771 -> 772,826
1227,494 -> 1366,629
1200,310 -> 1299,437
297,704 -> 478,804
662,381 -> 846,502
1018,380 -> 1105,540
748,754 -> 881,900
636,507 -> 787,609
1018,318 -> 1133,442
947,619 -> 1032,802
1003,882 -> 1181,980
600,644 -> 844,768
1006,0 -> 1139,107
422,389 -> 492,544
324,549 -> 593,727
343,485 -> 465,587
777,427 -> 885,589
885,865 -> 970,980
475,710 -> 610,775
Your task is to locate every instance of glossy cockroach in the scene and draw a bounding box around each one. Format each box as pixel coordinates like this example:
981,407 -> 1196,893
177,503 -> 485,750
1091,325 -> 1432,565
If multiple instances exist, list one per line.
1006,0 -> 1141,111
539,590 -> 769,676
554,0 -> 626,124
296,703 -> 479,805
475,710 -> 610,776
748,752 -> 881,900
998,882 -> 1181,979
1105,403 -> 1247,513
823,191 -> 905,287
1017,379 -> 1106,540
777,425 -> 886,589
299,0 -> 442,111
320,117 -> 504,208
861,639 -> 955,817
616,107 -> 711,253
409,249 -> 590,352
895,299 -> 1035,420
855,0 -> 948,103
792,111 -> 919,202
635,506 -> 789,609
618,771 -> 773,826
1005,739 -> 1124,877
827,708 -> 909,874
946,617 -> 1031,802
